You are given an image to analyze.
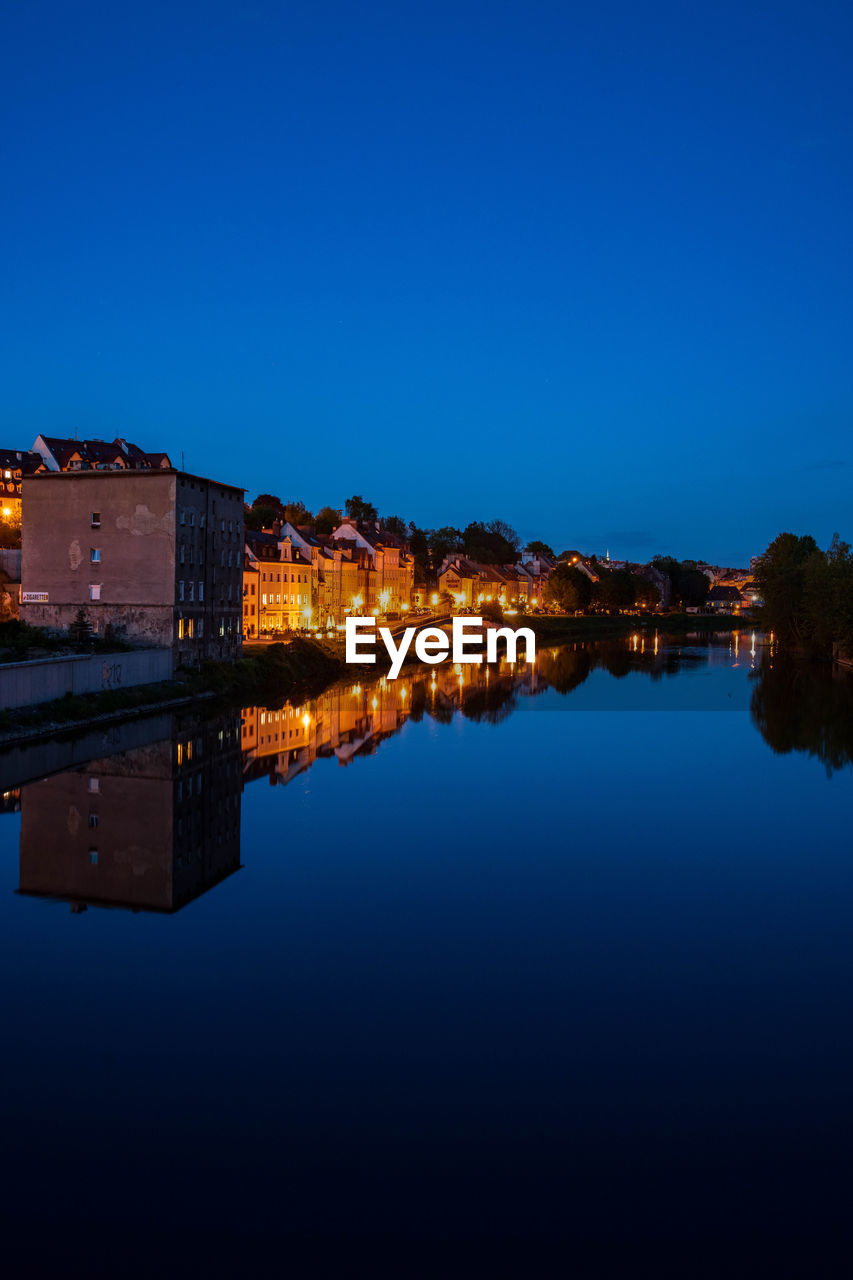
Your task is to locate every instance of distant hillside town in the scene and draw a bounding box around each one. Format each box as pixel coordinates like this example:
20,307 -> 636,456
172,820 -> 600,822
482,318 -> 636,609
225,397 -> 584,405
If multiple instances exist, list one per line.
0,431 -> 759,670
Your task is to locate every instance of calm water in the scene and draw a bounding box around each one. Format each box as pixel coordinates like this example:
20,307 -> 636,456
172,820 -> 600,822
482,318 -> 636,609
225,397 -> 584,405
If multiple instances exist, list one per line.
1,635 -> 852,1276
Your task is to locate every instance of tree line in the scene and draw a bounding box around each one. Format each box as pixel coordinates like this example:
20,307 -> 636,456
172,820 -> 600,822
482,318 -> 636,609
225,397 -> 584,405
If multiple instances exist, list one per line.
245,492 -> 526,575
754,532 -> 853,658
544,556 -> 711,613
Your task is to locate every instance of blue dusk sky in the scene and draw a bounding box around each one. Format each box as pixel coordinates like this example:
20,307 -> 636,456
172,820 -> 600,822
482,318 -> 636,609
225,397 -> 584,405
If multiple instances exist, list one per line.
2,0 -> 852,565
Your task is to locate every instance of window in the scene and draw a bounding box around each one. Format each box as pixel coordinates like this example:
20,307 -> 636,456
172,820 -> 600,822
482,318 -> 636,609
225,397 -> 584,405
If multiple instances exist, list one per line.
190,512 -> 195,526
89,584 -> 101,601
90,548 -> 101,563
200,514 -> 206,528
178,580 -> 185,601
178,617 -> 186,639
88,777 -> 99,793
180,545 -> 185,564
198,617 -> 204,638
187,618 -> 194,638
229,520 -> 233,533
91,511 -> 100,528
89,850 -> 99,865
180,510 -> 186,525
198,582 -> 204,602
88,813 -> 99,828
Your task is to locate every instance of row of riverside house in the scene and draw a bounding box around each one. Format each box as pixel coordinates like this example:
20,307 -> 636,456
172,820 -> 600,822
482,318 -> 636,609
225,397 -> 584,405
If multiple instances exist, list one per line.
242,517 -> 416,635
2,433 -> 243,671
437,551 -> 555,612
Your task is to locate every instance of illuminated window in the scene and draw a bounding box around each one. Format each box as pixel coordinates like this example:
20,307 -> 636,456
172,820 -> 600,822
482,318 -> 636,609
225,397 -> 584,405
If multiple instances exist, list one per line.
178,617 -> 185,639
89,584 -> 100,601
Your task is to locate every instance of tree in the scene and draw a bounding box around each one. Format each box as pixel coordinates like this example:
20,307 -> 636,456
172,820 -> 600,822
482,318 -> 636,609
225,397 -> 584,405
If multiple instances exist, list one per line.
545,563 -> 592,612
597,569 -> 637,613
650,556 -> 709,609
462,519 -> 520,564
755,531 -> 853,656
525,539 -> 554,558
0,510 -> 21,549
408,523 -> 430,575
428,526 -> 464,572
345,494 -> 378,523
754,533 -> 821,647
253,493 -> 285,514
633,574 -> 661,608
382,515 -> 408,540
245,504 -> 278,531
314,506 -> 341,534
677,568 -> 710,609
283,500 -> 313,525
480,598 -> 504,623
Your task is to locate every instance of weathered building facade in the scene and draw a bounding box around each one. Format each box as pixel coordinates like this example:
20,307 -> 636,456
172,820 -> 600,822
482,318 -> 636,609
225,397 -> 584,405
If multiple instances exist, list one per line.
20,469 -> 244,668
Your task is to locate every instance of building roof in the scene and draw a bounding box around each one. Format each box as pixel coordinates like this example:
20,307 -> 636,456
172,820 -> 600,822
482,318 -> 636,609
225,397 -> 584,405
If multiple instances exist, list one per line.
0,448 -> 42,474
34,435 -> 173,472
24,467 -> 244,495
708,584 -> 742,602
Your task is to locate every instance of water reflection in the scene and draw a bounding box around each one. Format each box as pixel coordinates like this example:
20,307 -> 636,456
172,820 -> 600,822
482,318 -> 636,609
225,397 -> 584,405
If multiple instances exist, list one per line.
750,653 -> 853,775
4,635 -> 852,916
17,713 -> 243,913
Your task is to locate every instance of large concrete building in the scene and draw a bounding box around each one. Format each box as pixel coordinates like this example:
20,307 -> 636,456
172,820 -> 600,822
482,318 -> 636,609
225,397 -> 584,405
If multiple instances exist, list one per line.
20,468 -> 244,668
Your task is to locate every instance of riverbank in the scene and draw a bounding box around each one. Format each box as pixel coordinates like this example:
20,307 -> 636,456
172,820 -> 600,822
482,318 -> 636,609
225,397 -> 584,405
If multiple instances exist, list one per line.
500,611 -> 757,644
0,636 -> 346,746
0,616 -> 755,746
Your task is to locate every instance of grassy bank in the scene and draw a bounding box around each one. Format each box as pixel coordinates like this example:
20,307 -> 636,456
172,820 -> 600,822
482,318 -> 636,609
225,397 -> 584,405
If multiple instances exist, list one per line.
187,636 -> 345,702
0,678 -> 197,738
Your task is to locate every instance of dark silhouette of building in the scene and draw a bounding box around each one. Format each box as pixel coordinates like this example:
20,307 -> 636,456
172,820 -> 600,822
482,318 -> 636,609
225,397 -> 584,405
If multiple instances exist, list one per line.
17,713 -> 243,914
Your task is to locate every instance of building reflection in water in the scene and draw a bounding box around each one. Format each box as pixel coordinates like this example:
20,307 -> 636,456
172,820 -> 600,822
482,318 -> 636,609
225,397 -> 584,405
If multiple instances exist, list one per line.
17,713 -> 243,914
240,653 -> 543,786
11,631 -> 850,917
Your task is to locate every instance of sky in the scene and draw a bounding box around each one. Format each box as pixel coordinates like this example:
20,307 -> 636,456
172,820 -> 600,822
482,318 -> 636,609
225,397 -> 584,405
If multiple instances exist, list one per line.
2,0 -> 852,565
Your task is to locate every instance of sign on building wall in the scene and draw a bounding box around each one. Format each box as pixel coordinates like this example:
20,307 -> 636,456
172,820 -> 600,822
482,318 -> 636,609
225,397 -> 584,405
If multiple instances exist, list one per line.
21,592 -> 49,602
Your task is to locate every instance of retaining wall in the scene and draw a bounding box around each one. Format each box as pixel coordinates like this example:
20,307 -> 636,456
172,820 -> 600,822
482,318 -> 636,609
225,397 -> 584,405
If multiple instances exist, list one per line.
0,649 -> 173,710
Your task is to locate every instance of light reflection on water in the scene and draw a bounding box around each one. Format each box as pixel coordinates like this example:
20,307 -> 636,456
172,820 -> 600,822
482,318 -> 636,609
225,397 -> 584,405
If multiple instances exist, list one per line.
0,634 -> 851,1272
